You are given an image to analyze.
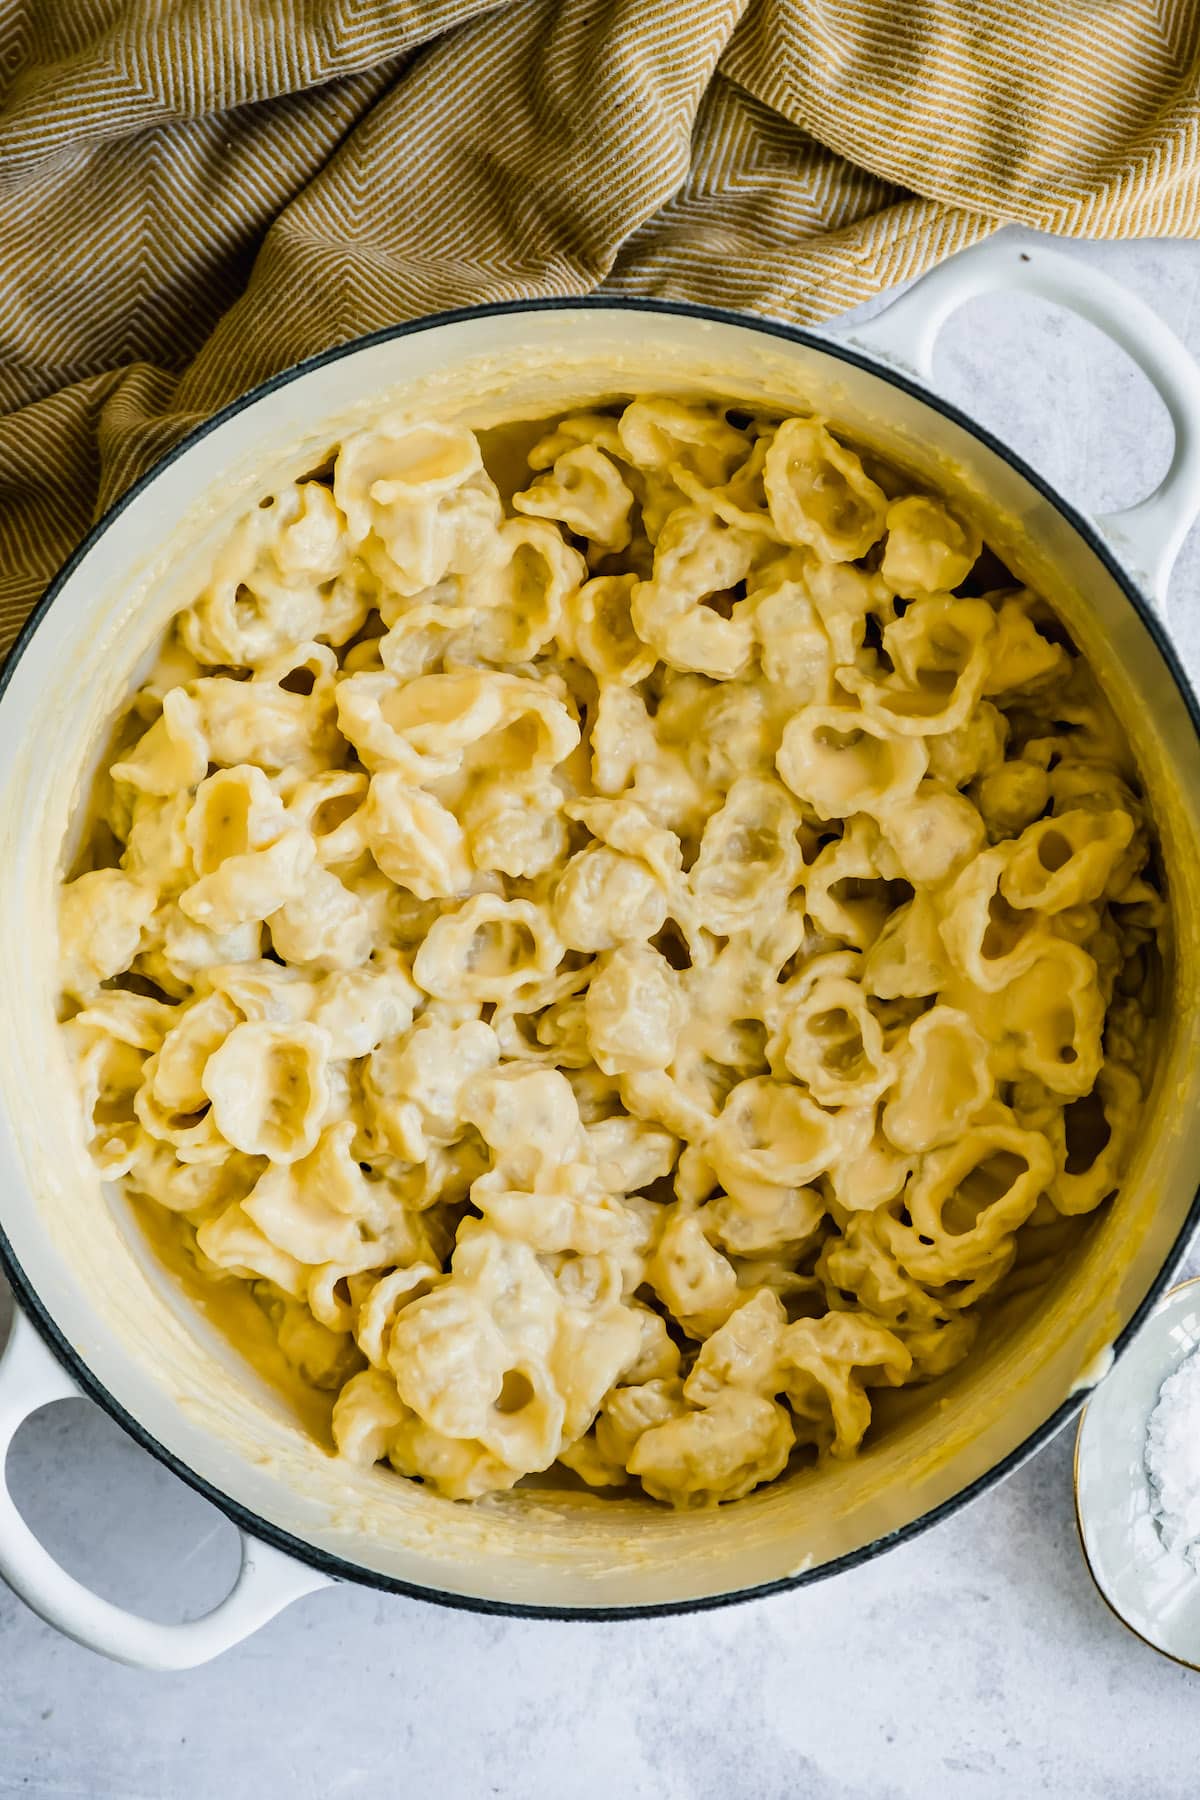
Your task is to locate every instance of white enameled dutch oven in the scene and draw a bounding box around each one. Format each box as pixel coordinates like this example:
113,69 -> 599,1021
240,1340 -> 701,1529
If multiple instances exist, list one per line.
3,239 -> 1200,1670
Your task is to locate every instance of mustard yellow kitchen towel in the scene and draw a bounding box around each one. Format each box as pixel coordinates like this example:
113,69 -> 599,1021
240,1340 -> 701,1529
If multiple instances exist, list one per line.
2,0 -> 1197,651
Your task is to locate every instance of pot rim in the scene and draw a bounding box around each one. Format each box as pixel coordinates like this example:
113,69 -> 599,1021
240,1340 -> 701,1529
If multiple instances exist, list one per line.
4,293 -> 1199,1620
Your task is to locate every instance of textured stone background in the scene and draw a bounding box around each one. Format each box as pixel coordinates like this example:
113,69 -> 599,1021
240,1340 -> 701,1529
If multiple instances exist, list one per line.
3,223 -> 1198,1800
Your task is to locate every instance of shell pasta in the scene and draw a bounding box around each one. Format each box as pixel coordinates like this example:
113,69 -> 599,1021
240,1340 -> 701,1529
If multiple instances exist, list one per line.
57,398 -> 1160,1508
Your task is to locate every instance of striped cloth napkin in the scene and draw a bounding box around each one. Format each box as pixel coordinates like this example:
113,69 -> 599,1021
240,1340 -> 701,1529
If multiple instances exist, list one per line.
2,0 -> 1196,651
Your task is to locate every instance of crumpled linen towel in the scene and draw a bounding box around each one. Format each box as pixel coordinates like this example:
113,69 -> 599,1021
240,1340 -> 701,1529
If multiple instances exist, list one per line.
1,0 -> 1197,649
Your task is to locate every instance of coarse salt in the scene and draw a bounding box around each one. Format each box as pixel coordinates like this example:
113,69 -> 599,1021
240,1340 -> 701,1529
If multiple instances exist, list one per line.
1145,1347 -> 1200,1571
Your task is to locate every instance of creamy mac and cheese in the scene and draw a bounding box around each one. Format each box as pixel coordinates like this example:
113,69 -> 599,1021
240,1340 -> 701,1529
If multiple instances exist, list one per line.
57,398 -> 1160,1508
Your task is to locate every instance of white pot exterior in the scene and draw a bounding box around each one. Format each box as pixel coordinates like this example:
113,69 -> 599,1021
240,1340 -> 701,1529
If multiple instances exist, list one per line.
2,287 -> 1200,1620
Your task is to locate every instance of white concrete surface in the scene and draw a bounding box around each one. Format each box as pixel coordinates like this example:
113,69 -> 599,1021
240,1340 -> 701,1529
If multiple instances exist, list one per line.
3,224 -> 1200,1799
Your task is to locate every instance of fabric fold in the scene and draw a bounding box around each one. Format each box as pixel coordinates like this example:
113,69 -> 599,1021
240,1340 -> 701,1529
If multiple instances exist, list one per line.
1,0 -> 1196,650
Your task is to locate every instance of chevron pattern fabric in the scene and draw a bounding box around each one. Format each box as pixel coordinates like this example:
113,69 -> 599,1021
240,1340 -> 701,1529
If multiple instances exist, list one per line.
2,0 -> 1198,651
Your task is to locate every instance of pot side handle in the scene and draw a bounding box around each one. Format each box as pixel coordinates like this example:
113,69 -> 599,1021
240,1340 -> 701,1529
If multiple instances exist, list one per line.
840,237 -> 1200,611
0,1307 -> 332,1670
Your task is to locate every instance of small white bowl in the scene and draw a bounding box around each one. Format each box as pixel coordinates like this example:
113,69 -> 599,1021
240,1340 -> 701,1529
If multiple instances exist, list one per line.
1076,1274 -> 1200,1666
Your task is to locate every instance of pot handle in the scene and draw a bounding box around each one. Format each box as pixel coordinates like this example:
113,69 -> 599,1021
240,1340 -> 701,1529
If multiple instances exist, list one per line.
841,237 -> 1200,610
0,1307 -> 332,1670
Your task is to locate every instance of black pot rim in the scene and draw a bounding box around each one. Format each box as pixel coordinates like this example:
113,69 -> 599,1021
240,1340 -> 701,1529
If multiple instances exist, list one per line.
3,293 -> 1199,1623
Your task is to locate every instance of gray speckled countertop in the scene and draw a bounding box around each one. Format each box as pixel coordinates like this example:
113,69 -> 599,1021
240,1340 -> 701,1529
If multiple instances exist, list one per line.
3,225 -> 1199,1800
